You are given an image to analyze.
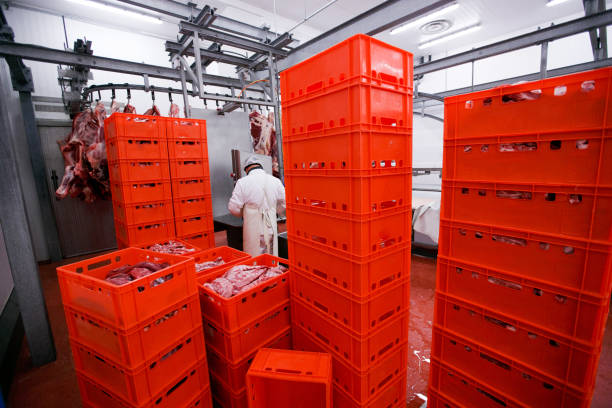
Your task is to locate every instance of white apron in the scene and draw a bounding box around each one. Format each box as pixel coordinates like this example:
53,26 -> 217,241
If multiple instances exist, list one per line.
242,176 -> 278,256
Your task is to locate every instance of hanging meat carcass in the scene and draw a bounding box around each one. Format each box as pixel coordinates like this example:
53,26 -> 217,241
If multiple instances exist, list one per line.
249,110 -> 279,177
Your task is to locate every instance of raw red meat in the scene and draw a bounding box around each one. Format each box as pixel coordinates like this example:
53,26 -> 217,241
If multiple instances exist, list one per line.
249,110 -> 279,177
144,104 -> 160,116
104,261 -> 169,285
129,267 -> 153,280
169,102 -> 180,117
147,240 -> 196,255
196,257 -> 224,272
107,274 -> 132,286
203,264 -> 288,298
123,103 -> 136,113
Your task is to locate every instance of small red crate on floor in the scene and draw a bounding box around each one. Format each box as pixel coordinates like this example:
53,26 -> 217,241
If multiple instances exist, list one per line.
246,348 -> 332,408
210,372 -> 248,408
438,219 -> 612,297
441,180 -> 612,242
175,213 -> 213,236
105,113 -> 164,140
169,159 -> 209,179
168,138 -> 208,159
434,293 -> 602,391
111,180 -> 172,203
292,297 -> 408,371
436,256 -> 610,345
199,254 -> 289,332
107,136 -> 169,161
64,295 -> 201,369
291,269 -> 409,335
173,195 -> 213,218
77,359 -> 210,408
194,245 -> 250,279
288,237 -> 409,297
113,200 -> 174,225
109,160 -> 170,183
280,34 -> 412,104
166,117 -> 206,140
71,329 -> 206,405
207,328 -> 291,391
114,218 -> 175,248
287,205 -> 411,257
171,177 -> 212,199
430,330 -> 592,408
57,248 -> 197,329
204,301 -> 291,364
333,373 -> 407,408
284,170 -> 411,216
181,230 -> 215,250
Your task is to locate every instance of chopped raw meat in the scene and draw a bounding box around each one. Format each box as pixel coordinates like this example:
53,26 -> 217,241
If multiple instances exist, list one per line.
104,261 -> 169,285
196,257 -> 225,272
204,277 -> 233,298
129,267 -> 153,280
203,263 -> 288,298
249,110 -> 279,178
144,104 -> 161,116
106,274 -> 132,286
123,103 -> 136,113
169,102 -> 180,117
147,240 -> 196,255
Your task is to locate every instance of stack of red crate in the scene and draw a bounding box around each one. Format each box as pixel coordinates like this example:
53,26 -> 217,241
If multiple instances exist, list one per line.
282,34 -> 413,408
106,114 -> 175,247
166,118 -> 215,250
57,248 -> 212,408
428,68 -> 612,407
198,255 -> 292,408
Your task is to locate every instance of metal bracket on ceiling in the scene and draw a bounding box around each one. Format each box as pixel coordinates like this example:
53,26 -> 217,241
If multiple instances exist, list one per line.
143,73 -> 150,92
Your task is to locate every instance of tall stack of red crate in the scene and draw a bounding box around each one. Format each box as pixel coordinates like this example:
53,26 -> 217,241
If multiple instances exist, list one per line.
57,248 -> 212,408
428,68 -> 612,407
282,34 -> 413,408
198,255 -> 292,408
105,114 -> 214,250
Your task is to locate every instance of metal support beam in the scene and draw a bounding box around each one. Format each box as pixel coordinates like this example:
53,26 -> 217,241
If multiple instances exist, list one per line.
180,22 -> 289,56
540,41 -> 549,79
415,10 -> 612,76
167,41 -> 253,67
583,0 -> 608,61
115,0 -> 197,19
267,53 -> 284,182
179,68 -> 191,118
192,33 -> 204,98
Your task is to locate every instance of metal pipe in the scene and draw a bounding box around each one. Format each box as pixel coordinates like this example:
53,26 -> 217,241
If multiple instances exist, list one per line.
286,0 -> 338,33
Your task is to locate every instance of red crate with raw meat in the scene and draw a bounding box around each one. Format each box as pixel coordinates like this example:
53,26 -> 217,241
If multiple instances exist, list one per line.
114,218 -> 175,248
105,113 -> 164,140
111,180 -> 172,203
166,117 -> 206,140
194,246 -> 250,279
113,200 -> 174,225
109,160 -> 170,183
107,136 -> 168,161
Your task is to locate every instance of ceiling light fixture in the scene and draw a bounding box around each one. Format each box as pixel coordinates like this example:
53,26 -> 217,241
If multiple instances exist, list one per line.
65,0 -> 163,24
390,1 -> 460,35
546,0 -> 571,6
418,23 -> 481,49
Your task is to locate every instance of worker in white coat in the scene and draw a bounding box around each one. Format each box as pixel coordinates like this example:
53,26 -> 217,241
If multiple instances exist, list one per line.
228,156 -> 286,256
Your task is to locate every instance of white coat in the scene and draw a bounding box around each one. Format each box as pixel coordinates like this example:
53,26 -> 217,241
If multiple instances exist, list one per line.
228,168 -> 286,256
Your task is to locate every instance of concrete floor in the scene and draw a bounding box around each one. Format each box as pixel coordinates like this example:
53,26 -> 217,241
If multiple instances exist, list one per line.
7,235 -> 612,407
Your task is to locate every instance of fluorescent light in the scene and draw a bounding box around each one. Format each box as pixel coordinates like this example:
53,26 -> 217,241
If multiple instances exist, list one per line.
66,0 -> 163,24
546,0 -> 571,6
418,24 -> 481,49
390,1 -> 460,35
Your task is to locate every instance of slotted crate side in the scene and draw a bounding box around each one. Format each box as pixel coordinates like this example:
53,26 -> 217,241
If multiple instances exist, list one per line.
107,136 -> 169,161
436,256 -> 610,344
173,194 -> 213,218
109,160 -> 170,183
166,117 -> 207,140
288,237 -> 409,298
168,138 -> 208,159
171,177 -> 212,199
111,180 -> 173,204
105,113 -> 164,140
113,200 -> 174,225
210,372 -> 248,408
438,219 -> 612,297
175,212 -> 214,237
114,218 -> 175,248
280,33 -> 413,104
284,170 -> 411,216
430,329 -> 593,408
441,180 -> 612,242
332,373 -> 407,408
64,295 -> 201,369
169,159 -> 209,179
193,246 -> 250,280
291,269 -> 409,335
434,293 -> 602,391
180,230 -> 215,251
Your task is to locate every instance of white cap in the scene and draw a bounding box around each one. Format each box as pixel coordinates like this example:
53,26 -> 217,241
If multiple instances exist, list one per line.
244,155 -> 263,170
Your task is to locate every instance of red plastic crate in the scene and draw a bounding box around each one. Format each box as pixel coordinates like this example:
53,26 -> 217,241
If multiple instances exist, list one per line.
291,269 -> 409,335
105,113 -> 164,140
288,237 -> 409,297
57,248 -> 197,329
199,254 -> 289,332
77,359 -> 210,408
207,328 -> 292,391
436,256 -> 610,344
71,328 -> 206,405
171,177 -> 212,199
193,246 -> 250,280
292,297 -> 408,371
113,200 -> 174,225
166,117 -> 206,140
168,138 -> 208,159
434,293 -> 602,391
429,360 -> 527,408
246,348 -> 332,408
175,213 -> 213,236
173,195 -> 213,218
442,180 -> 612,242
169,159 -> 209,179
280,34 -> 412,104
180,230 -> 215,250
111,180 -> 172,203
140,238 -> 202,257
210,372 -> 248,408
287,205 -> 411,257
203,301 -> 291,364
283,125 -> 411,171
430,330 -> 592,408
292,325 -> 407,403
438,219 -> 612,296
114,218 -> 175,248
107,136 -> 168,161
64,295 -> 201,369
333,374 -> 407,408
109,160 -> 170,183
284,170 -> 411,216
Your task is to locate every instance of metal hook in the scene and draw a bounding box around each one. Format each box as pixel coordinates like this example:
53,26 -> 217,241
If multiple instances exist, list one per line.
127,88 -> 131,101
111,88 -> 116,100
96,90 -> 101,101
151,89 -> 155,102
